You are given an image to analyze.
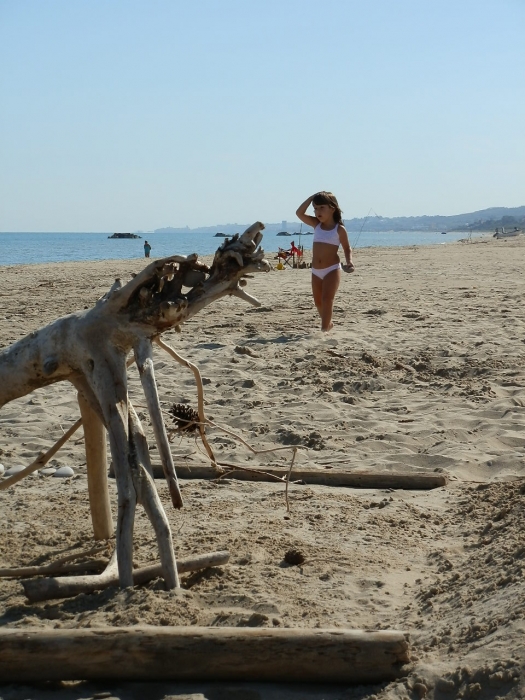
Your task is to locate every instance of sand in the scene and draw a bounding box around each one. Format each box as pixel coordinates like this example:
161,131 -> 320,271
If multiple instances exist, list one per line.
0,235 -> 524,700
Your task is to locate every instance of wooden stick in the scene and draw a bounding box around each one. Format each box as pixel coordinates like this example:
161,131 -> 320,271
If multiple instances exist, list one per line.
143,464 -> 447,490
285,447 -> 298,513
0,544 -> 109,579
0,559 -> 108,579
0,626 -> 410,683
22,550 -> 230,602
0,418 -> 82,491
205,418 -> 305,461
134,338 -> 183,509
77,391 -> 113,540
155,336 -> 217,466
215,462 -> 286,482
127,403 -> 179,589
0,355 -> 137,494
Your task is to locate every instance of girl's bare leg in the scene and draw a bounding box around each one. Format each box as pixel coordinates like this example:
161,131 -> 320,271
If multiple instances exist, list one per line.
311,269 -> 341,331
311,274 -> 323,318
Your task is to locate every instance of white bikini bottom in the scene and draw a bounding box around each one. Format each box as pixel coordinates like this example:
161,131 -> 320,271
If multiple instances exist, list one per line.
311,263 -> 341,280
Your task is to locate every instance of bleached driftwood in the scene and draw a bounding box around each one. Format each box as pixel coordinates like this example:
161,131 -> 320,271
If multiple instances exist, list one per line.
0,544 -> 110,579
0,626 -> 410,683
0,418 -> 83,491
0,224 -> 268,592
77,391 -> 113,540
150,464 -> 448,489
22,550 -> 230,602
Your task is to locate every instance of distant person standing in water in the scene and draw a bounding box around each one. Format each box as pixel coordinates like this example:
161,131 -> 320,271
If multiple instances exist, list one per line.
296,191 -> 354,332
144,240 -> 151,258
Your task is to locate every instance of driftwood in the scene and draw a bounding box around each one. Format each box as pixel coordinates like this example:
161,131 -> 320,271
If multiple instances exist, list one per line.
78,391 -> 113,539
0,224 -> 268,592
0,544 -> 110,579
22,550 -> 230,602
0,418 -> 83,491
0,626 -> 410,683
146,464 -> 448,489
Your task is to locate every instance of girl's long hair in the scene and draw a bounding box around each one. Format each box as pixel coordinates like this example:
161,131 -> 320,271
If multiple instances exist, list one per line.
312,191 -> 343,224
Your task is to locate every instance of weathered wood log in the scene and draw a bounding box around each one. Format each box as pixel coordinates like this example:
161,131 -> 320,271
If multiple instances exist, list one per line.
0,627 -> 410,683
22,550 -> 230,602
146,464 -> 447,490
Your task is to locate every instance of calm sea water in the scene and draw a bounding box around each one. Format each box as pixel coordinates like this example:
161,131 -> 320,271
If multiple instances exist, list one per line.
0,229 -> 480,266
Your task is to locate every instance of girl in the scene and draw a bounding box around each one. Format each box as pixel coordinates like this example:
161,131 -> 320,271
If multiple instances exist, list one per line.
296,191 -> 354,332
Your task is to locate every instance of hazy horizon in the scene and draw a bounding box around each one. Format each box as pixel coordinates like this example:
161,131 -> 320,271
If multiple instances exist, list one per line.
2,203 -> 524,234
1,0 -> 524,231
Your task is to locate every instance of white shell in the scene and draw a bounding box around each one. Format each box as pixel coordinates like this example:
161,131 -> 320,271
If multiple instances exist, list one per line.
5,465 -> 26,476
53,466 -> 75,478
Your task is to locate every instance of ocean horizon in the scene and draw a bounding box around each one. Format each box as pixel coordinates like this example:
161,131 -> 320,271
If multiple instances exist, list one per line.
0,229 -> 483,266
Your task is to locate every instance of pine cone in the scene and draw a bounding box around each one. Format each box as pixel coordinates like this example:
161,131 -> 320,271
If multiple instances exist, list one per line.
169,403 -> 200,432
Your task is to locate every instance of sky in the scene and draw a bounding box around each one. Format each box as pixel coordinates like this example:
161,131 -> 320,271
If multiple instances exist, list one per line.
0,0 -> 524,231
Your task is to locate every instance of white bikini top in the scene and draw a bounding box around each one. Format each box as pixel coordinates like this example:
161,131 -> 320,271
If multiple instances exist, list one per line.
313,223 -> 340,246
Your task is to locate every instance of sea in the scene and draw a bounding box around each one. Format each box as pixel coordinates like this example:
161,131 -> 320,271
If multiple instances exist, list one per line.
0,229 -> 482,267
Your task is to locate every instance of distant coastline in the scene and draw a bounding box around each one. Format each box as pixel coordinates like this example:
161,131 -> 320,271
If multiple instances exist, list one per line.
154,205 -> 525,236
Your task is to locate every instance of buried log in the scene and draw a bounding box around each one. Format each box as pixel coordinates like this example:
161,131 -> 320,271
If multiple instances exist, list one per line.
146,464 -> 448,490
22,550 -> 230,602
0,626 -> 410,683
0,223 -> 269,591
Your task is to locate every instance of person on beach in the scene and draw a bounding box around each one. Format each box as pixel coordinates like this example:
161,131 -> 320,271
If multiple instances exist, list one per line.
296,191 -> 354,332
144,240 -> 152,258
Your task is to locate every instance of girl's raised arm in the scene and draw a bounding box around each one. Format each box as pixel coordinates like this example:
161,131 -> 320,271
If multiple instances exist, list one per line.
296,195 -> 319,228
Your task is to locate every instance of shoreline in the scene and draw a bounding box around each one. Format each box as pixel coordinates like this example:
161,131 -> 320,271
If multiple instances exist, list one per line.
0,233 -> 495,270
0,230 -> 494,268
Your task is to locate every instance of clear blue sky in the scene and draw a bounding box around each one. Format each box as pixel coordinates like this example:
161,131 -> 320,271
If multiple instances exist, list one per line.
1,0 -> 523,231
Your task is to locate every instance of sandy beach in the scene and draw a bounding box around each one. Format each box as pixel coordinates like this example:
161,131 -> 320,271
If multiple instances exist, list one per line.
1,235 -> 524,700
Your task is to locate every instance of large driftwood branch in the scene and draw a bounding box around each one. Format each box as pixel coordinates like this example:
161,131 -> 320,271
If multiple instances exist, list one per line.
0,627 -> 410,683
0,223 -> 268,592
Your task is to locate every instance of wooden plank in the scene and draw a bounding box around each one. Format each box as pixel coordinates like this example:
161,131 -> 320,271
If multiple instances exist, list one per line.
0,627 -> 410,683
146,464 -> 447,490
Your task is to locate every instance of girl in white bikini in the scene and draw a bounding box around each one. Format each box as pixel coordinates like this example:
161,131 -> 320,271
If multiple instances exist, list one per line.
296,191 -> 354,332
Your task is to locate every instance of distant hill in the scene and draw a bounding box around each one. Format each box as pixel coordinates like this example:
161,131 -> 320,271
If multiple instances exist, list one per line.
343,206 -> 525,232
154,206 -> 525,235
